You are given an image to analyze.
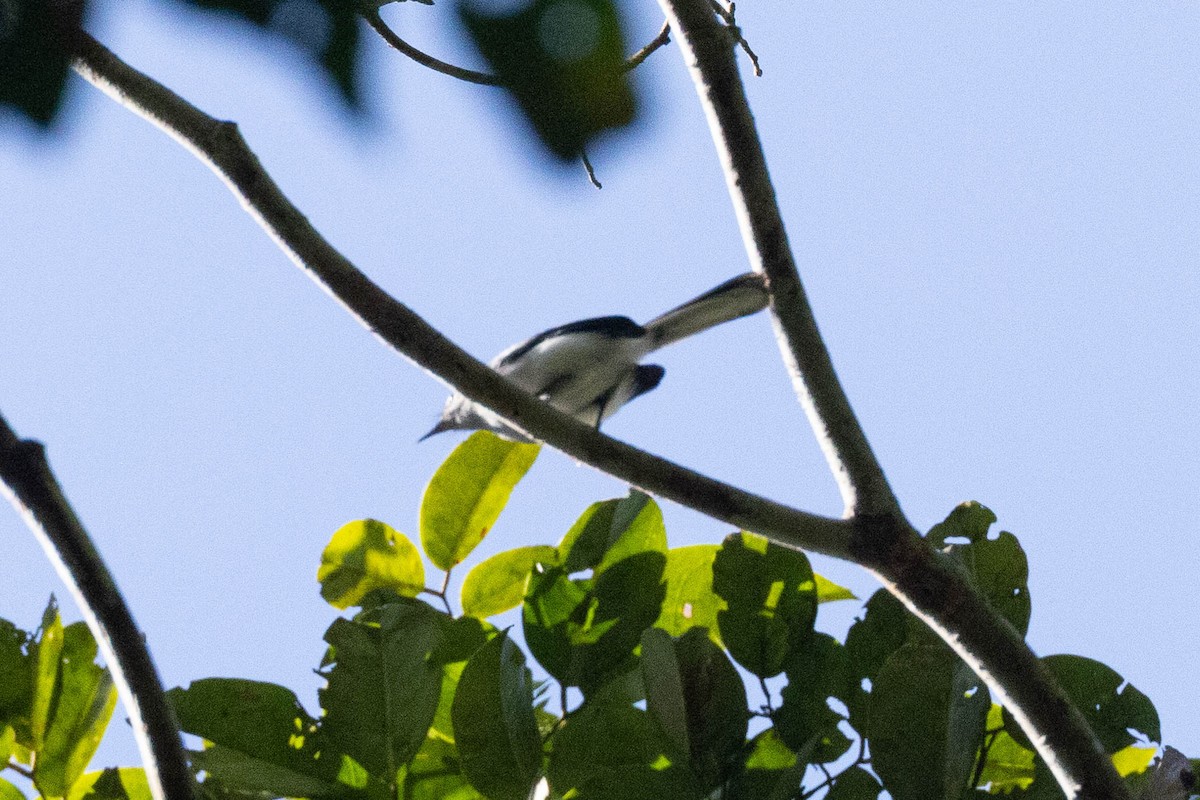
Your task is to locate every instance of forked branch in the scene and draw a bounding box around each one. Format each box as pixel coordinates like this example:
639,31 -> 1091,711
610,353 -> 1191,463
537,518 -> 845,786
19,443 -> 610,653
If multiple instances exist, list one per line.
655,0 -> 1129,797
69,33 -> 854,564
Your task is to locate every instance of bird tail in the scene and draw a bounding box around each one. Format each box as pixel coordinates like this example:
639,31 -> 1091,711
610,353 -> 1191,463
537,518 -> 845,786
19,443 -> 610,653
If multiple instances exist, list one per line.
643,272 -> 769,350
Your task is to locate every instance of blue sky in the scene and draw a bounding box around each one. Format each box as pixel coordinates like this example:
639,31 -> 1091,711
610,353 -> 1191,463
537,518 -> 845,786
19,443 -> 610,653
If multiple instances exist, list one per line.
2,0 -> 1198,770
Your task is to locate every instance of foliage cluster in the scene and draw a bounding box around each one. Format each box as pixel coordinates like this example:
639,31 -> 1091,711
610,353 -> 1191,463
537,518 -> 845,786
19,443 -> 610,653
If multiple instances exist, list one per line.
2,0 -> 636,160
1,433 -> 1183,800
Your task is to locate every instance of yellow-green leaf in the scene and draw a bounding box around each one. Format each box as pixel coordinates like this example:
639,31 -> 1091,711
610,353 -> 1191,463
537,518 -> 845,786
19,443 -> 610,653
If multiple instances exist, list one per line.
461,545 -> 558,618
318,519 -> 425,609
815,574 -> 856,603
421,432 -> 540,571
1111,744 -> 1157,777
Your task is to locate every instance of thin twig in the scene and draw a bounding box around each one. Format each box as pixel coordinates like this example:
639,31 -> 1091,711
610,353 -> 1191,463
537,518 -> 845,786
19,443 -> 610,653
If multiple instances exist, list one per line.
365,9 -> 673,87
580,149 -> 602,189
363,9 -> 502,87
6,760 -> 34,779
69,34 -> 856,565
0,415 -> 193,800
624,20 -> 672,72
655,1 -> 1130,798
709,0 -> 761,76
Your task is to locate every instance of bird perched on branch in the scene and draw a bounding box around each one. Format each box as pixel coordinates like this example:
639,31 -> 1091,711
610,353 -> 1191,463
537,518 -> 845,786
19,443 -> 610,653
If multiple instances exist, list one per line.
422,272 -> 770,441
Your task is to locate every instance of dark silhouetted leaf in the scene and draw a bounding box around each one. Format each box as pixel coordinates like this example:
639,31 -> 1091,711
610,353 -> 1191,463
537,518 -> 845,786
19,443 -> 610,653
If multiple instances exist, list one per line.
928,502 -> 1031,636
319,602 -> 446,776
169,678 -> 349,796
671,629 -> 748,788
0,620 -> 31,724
868,645 -> 989,800
0,0 -> 87,126
776,633 -> 851,763
713,532 -> 817,678
178,0 -> 362,107
825,766 -> 882,800
457,0 -> 637,160
1002,654 -> 1160,754
524,551 -> 665,692
451,634 -> 541,800
547,701 -> 701,799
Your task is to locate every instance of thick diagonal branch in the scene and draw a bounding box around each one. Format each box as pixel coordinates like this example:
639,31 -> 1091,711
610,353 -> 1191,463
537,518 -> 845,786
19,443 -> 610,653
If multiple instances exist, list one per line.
69,33 -> 853,563
0,415 -> 193,800
655,1 -> 1129,798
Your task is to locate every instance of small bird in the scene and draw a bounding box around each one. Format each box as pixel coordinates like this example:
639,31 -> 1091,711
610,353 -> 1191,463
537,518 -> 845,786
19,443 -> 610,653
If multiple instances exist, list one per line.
422,272 -> 770,441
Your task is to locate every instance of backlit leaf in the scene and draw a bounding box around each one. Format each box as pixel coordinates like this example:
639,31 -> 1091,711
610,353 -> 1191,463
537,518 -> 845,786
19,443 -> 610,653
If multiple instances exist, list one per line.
318,519 -> 425,609
420,432 -> 540,570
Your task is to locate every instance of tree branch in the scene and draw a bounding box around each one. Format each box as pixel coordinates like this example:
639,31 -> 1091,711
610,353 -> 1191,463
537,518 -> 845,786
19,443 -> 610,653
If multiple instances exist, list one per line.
364,11 -> 671,86
362,9 -> 501,87
655,1 -> 1129,798
0,415 -> 193,800
658,0 -> 896,520
68,33 -> 855,564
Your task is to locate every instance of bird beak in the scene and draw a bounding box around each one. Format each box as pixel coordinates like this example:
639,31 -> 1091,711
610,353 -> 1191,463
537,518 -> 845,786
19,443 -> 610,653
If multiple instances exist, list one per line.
419,418 -> 455,442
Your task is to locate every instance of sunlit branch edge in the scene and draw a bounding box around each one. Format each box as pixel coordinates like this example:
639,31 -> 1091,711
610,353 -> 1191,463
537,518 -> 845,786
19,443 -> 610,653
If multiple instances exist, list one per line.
0,415 -> 194,800
69,33 -> 854,568
655,0 -> 1130,797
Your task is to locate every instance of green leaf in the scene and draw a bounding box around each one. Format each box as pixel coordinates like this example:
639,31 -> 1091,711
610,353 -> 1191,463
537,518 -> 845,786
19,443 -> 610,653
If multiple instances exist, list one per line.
461,545 -> 559,618
1110,744 -> 1157,778
670,629 -> 749,789
868,645 -> 989,800
177,0 -> 363,107
420,432 -> 540,570
557,499 -> 619,573
451,634 -> 542,800
318,519 -> 426,609
815,574 -> 857,603
0,620 -> 31,725
524,552 -> 666,692
401,735 -> 484,800
547,701 -> 701,800
69,768 -> 152,800
713,532 -> 817,678
30,599 -> 64,749
928,502 -> 1031,636
0,726 -> 13,766
169,678 -> 349,796
0,0 -> 87,126
654,545 -> 722,641
844,588 -> 909,733
594,492 -> 667,576
320,602 -> 446,776
457,0 -> 637,160
1003,654 -> 1160,754
775,633 -> 851,763
34,623 -> 118,798
726,728 -> 806,800
825,766 -> 883,800
975,706 -> 1036,793
639,628 -> 689,763
0,778 -> 25,800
